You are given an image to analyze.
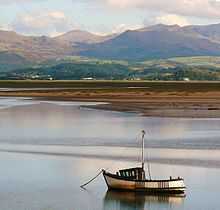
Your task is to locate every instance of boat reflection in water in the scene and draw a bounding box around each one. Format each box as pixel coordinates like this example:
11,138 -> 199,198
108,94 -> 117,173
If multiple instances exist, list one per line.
103,190 -> 185,210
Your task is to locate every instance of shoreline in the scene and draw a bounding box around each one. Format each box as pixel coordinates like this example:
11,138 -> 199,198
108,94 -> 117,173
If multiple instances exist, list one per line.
0,89 -> 220,118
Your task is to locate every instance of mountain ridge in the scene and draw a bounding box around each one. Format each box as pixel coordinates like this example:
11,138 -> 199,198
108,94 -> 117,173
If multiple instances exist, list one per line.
80,23 -> 220,60
1,23 -> 220,68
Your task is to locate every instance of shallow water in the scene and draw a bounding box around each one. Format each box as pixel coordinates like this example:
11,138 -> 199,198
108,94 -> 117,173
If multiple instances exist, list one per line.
0,97 -> 220,210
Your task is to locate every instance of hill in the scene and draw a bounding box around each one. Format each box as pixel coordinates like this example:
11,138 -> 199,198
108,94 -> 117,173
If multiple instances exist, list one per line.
80,24 -> 220,60
0,51 -> 31,72
1,56 -> 220,81
2,23 -> 220,73
0,30 -> 71,61
54,30 -> 115,45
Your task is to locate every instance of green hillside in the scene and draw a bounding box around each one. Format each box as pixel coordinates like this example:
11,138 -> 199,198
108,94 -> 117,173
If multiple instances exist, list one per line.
1,56 -> 220,81
0,52 -> 31,72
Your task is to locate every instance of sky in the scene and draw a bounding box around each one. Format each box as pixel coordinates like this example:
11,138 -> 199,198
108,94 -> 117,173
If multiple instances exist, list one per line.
1,0 -> 220,37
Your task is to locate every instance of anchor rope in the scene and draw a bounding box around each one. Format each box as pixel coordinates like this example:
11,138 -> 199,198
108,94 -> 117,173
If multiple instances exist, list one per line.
80,130 -> 153,188
80,169 -> 104,188
80,136 -> 138,188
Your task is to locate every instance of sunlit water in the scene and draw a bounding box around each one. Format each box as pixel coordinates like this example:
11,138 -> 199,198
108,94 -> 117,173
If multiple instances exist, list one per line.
0,97 -> 220,210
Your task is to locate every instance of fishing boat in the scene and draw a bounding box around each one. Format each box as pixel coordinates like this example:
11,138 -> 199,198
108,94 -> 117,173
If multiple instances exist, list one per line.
102,130 -> 186,194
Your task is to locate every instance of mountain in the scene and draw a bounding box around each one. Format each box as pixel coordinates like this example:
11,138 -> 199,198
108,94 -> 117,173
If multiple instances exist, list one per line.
54,30 -> 115,45
0,30 -> 72,62
80,24 -> 220,60
0,29 -> 116,68
182,23 -> 220,43
0,51 -> 31,72
2,23 -> 220,69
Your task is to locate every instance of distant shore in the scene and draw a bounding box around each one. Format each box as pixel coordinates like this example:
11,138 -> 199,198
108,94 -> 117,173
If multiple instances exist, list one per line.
0,80 -> 220,118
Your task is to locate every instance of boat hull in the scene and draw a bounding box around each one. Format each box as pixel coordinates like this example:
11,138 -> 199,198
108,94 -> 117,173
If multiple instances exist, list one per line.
103,171 -> 186,194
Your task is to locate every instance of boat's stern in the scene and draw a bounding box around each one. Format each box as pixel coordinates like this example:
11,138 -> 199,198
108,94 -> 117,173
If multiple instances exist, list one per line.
169,178 -> 185,189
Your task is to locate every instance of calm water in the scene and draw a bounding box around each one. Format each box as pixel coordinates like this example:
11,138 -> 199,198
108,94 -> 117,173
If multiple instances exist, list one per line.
0,97 -> 220,210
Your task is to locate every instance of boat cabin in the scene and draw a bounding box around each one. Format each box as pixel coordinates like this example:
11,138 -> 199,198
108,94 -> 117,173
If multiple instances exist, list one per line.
117,167 -> 146,181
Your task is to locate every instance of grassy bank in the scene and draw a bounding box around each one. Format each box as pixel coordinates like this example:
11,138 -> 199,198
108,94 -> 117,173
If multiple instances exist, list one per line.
0,80 -> 220,92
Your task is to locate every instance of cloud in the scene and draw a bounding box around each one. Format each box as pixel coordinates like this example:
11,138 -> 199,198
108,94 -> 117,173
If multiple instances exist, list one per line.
111,23 -> 143,34
156,15 -> 189,26
11,11 -> 75,36
0,24 -> 11,31
106,0 -> 220,19
0,0 -> 45,4
1,0 -> 220,20
144,14 -> 190,27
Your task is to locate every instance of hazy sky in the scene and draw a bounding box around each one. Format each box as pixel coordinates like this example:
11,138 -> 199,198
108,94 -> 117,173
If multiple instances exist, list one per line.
1,0 -> 220,36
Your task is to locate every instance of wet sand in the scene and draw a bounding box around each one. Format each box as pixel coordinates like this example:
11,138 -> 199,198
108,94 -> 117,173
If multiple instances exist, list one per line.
0,88 -> 220,118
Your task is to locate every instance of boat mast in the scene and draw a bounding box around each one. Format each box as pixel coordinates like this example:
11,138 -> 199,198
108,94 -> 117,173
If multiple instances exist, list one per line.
141,130 -> 152,180
141,130 -> 145,169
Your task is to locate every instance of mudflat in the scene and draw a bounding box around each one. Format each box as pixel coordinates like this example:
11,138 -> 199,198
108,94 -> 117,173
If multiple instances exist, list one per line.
0,80 -> 220,117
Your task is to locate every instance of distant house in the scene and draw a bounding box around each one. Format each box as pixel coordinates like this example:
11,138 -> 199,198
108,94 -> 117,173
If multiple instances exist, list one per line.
83,77 -> 94,80
31,75 -> 40,79
183,78 -> 190,81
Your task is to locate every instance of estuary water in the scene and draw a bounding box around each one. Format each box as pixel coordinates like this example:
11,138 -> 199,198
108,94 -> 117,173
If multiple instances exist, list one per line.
0,97 -> 220,210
